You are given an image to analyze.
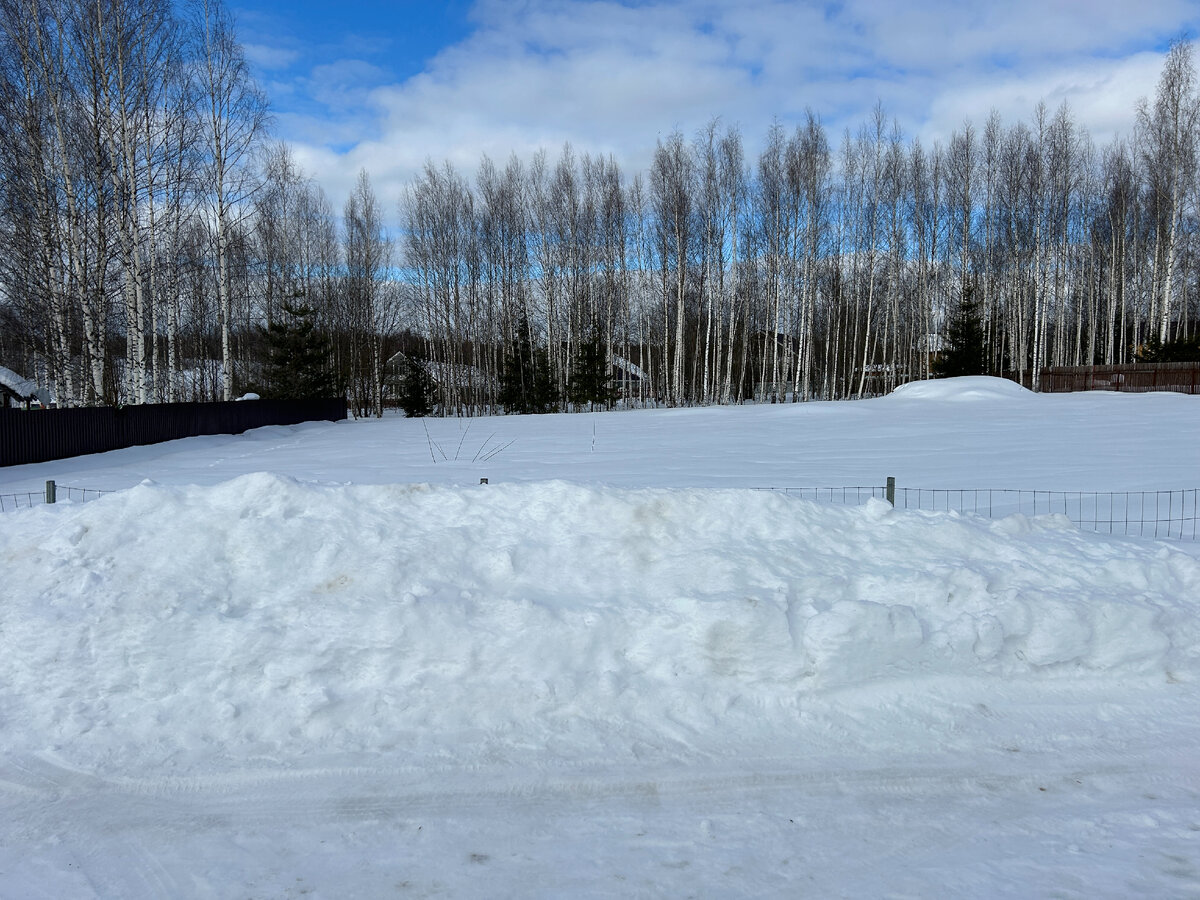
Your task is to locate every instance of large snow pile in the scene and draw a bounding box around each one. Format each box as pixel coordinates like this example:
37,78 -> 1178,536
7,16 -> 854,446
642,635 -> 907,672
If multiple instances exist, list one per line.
889,375 -> 1034,402
2,475 -> 1198,775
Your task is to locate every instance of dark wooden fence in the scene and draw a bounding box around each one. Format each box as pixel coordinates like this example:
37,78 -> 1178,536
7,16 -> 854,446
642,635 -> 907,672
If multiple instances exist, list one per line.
1011,362 -> 1200,394
0,397 -> 347,467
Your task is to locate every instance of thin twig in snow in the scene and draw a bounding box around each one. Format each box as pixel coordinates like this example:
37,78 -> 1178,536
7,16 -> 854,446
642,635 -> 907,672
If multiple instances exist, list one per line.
454,423 -> 471,461
422,421 -> 446,462
480,440 -> 515,462
472,433 -> 497,463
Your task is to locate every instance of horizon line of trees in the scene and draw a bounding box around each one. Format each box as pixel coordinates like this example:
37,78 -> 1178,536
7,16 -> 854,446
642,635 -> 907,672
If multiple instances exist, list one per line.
404,42 -> 1200,413
0,0 -> 399,415
2,2 -> 1198,414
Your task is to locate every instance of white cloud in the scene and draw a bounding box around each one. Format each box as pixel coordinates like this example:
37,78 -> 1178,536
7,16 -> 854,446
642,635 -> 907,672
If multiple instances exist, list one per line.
922,53 -> 1167,147
305,59 -> 392,111
272,0 -> 1200,216
242,42 -> 300,71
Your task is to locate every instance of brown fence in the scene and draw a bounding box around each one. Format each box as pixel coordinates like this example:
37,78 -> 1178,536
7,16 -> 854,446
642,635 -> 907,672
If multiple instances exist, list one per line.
1010,362 -> 1200,394
0,397 -> 347,467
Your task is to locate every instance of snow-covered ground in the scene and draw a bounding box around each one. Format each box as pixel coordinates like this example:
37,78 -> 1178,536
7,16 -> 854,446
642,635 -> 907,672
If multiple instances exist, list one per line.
1,378 -> 1199,898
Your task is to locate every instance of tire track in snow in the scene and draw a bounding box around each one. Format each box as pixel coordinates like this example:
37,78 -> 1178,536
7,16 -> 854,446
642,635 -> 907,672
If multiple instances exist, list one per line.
0,755 -> 188,899
3,752 -> 1197,898
0,752 -> 1165,825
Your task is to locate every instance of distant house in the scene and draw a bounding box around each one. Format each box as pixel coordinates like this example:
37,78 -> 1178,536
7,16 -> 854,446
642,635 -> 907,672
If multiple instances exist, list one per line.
0,366 -> 51,409
383,352 -> 496,405
611,355 -> 645,386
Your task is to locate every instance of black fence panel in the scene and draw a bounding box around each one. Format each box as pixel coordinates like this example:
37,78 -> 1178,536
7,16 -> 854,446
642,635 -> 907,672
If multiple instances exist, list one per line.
0,397 -> 347,467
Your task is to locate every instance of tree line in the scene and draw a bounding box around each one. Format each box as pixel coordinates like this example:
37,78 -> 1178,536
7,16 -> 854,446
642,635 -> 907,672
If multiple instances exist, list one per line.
0,0 -> 398,415
404,43 -> 1200,412
2,2 -> 1198,414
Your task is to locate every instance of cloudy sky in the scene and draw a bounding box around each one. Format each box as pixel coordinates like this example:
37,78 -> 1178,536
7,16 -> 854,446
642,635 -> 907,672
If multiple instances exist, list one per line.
231,0 -> 1200,217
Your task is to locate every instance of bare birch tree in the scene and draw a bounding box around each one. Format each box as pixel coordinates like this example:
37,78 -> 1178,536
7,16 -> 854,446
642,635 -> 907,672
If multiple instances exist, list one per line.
190,0 -> 266,400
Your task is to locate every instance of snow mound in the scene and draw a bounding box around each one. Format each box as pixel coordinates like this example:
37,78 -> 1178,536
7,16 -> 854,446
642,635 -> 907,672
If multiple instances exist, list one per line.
889,376 -> 1034,402
1,476 -> 1196,774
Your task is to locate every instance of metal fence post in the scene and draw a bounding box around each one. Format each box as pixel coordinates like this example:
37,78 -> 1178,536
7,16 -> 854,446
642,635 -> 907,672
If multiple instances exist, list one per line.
886,476 -> 895,506
45,480 -> 56,504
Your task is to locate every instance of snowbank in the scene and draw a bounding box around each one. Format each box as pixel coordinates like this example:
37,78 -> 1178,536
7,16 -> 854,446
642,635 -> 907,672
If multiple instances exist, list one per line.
3,475 -> 1196,774
889,375 -> 1034,402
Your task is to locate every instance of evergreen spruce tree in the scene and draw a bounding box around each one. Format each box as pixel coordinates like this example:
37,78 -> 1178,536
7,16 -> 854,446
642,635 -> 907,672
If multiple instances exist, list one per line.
1135,331 -> 1200,362
932,285 -> 989,378
568,331 -> 618,410
498,316 -> 555,414
261,300 -> 336,399
398,355 -> 437,417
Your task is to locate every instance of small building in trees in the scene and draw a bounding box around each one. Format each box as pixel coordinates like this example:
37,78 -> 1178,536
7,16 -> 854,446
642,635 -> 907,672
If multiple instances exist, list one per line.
0,365 -> 52,408
384,352 -> 492,411
383,353 -> 438,417
612,356 -> 645,388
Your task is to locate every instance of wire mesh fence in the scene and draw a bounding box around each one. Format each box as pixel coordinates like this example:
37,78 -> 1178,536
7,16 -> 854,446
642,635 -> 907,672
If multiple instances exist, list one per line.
0,483 -> 113,512
55,485 -> 112,503
894,488 -> 1199,540
0,490 -> 46,511
4,478 -> 1196,541
757,485 -> 889,505
763,483 -> 1199,541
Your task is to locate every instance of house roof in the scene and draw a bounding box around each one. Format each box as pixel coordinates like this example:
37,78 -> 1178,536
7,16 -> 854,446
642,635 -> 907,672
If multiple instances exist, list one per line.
0,365 -> 39,399
0,365 -> 52,405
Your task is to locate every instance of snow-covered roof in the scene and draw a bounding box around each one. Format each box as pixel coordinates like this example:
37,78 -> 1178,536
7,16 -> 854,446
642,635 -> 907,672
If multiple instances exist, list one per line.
612,355 -> 647,380
0,366 -> 53,405
0,365 -> 39,400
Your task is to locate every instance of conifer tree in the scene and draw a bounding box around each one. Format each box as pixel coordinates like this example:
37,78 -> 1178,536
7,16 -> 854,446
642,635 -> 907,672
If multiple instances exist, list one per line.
498,316 -> 555,414
261,299 -> 335,399
933,285 -> 989,378
398,355 -> 437,417
568,331 -> 618,409
1135,330 -> 1200,362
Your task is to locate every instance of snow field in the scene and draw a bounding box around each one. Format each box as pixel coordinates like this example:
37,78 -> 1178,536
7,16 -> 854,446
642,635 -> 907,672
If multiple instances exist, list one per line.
4,377 -> 1200,493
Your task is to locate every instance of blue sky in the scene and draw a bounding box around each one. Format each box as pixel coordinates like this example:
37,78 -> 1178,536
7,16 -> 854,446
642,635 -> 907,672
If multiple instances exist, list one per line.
230,0 -> 1200,217
233,2 -> 473,144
